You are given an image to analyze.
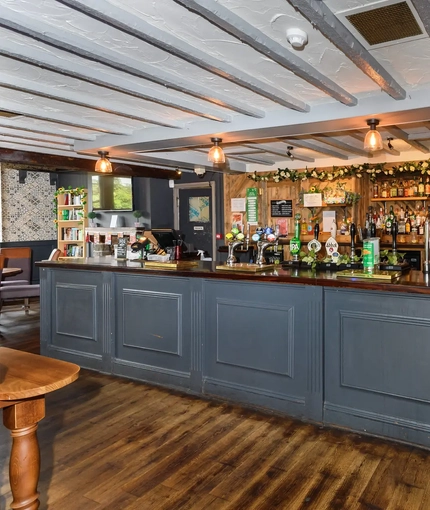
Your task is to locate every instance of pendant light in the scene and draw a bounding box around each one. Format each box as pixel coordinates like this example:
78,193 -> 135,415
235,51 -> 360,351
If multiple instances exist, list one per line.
95,151 -> 113,173
208,137 -> 225,164
364,119 -> 383,151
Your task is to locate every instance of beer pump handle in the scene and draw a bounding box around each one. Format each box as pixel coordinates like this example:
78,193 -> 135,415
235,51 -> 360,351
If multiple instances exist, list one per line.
350,223 -> 356,250
314,222 -> 319,241
392,220 -> 398,252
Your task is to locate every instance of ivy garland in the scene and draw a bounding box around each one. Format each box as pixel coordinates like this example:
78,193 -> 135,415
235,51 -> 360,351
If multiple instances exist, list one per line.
248,160 -> 430,184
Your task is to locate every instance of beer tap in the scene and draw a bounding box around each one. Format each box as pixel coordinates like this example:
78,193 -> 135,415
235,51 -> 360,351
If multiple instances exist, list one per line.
350,223 -> 356,260
226,239 -> 244,265
256,228 -> 278,265
392,219 -> 398,256
424,219 -> 429,274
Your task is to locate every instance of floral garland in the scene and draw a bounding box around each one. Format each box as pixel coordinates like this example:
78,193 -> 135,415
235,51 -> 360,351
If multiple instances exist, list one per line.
248,159 -> 430,183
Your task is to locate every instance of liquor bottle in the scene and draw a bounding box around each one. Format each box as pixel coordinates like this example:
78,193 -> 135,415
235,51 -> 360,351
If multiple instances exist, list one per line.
381,181 -> 389,198
426,177 -> 430,196
419,177 -> 425,197
405,213 -> 411,234
390,181 -> 398,198
413,179 -> 418,197
372,182 -> 379,198
397,180 -> 404,198
404,181 -> 409,197
300,218 -> 308,235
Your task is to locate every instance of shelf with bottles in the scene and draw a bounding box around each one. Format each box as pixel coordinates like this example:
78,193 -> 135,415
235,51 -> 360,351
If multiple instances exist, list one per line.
371,197 -> 428,202
371,177 -> 430,201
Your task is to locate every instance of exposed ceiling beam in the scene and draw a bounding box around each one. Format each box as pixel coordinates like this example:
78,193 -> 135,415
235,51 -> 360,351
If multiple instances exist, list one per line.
0,120 -> 95,142
243,143 -> 315,162
386,126 -> 430,153
0,8 -> 265,119
408,132 -> 430,141
226,154 -> 277,166
383,141 -> 400,156
0,100 -> 132,136
281,139 -> 350,159
0,78 -> 182,129
0,45 -> 231,123
286,0 -> 406,100
0,132 -> 73,146
0,149 -> 180,179
313,136 -> 371,157
410,0 -> 430,36
173,0 -> 357,106
0,139 -> 74,151
56,0 -> 309,112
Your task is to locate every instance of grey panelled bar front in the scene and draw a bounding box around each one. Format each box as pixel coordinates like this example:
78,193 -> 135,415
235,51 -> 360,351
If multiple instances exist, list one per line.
39,260 -> 430,448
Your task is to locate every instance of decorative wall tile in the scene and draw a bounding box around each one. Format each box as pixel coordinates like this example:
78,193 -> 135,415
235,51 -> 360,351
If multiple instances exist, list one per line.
1,164 -> 57,242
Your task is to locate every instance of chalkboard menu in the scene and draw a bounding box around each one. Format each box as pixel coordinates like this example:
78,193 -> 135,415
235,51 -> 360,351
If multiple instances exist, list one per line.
116,237 -> 128,259
270,199 -> 293,217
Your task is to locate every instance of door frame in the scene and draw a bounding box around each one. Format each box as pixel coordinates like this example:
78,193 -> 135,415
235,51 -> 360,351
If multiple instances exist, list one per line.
173,181 -> 216,257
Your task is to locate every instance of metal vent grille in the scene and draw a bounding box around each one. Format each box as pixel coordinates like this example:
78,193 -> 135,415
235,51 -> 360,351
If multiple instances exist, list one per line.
346,2 -> 422,46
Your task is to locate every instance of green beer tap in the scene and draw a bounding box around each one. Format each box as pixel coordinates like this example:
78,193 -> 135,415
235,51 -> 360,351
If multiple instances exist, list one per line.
290,212 -> 302,262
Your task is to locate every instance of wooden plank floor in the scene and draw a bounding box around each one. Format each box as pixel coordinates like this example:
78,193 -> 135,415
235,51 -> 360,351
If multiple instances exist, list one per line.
2,301 -> 430,509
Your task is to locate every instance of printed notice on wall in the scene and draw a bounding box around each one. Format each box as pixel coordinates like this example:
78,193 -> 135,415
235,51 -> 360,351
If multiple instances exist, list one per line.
246,188 -> 258,223
231,197 -> 246,212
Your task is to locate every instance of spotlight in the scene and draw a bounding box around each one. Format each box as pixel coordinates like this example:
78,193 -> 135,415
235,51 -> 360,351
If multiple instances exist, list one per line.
387,137 -> 394,150
286,146 -> 295,160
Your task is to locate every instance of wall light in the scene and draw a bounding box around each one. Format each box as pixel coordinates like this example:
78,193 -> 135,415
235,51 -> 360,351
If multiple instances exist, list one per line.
208,137 -> 225,164
95,151 -> 113,173
364,119 -> 383,151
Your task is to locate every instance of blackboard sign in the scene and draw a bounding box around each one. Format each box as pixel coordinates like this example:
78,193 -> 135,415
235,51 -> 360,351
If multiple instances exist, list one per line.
270,199 -> 293,217
116,237 -> 128,259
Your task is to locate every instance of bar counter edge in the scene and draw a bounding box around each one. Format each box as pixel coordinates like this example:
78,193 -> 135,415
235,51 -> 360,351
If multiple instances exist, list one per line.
38,259 -> 430,450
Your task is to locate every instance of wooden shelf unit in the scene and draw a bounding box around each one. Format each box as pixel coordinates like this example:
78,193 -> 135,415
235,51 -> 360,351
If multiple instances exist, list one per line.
56,190 -> 88,258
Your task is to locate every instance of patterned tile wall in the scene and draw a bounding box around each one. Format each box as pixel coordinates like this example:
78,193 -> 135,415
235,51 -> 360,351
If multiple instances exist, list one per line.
0,164 -> 57,242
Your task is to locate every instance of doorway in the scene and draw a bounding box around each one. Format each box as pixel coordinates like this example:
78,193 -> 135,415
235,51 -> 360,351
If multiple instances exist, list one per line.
173,182 -> 216,258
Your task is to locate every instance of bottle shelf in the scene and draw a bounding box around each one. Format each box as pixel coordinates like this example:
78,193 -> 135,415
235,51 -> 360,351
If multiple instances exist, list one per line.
370,197 -> 429,202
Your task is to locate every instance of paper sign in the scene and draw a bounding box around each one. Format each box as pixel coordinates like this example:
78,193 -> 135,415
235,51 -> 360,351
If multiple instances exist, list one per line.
231,197 -> 246,212
303,193 -> 322,207
322,210 -> 336,232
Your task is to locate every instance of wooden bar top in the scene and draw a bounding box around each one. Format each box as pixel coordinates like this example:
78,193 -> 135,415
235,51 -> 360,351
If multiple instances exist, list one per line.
0,347 -> 80,401
37,257 -> 430,295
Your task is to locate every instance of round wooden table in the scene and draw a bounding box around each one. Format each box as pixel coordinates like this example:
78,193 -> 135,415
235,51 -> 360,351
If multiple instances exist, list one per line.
0,347 -> 80,510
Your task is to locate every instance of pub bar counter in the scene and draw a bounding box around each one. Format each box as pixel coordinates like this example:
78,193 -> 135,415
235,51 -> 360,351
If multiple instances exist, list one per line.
38,258 -> 430,449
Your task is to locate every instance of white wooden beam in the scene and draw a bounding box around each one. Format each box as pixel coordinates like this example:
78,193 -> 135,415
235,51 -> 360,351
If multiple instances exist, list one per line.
281,139 -> 349,159
56,0 -> 309,112
410,0 -> 430,36
386,126 -> 430,153
286,0 -> 406,100
174,0 -> 357,106
0,8 -> 265,119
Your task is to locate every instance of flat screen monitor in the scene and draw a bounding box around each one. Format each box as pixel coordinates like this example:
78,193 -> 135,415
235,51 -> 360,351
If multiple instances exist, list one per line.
151,229 -> 181,250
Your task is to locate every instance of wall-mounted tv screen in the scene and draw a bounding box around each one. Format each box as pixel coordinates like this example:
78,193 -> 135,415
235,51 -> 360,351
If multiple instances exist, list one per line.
91,175 -> 133,211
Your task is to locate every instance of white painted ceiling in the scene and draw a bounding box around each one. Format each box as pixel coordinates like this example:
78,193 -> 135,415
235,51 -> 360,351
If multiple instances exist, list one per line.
1,0 -> 430,174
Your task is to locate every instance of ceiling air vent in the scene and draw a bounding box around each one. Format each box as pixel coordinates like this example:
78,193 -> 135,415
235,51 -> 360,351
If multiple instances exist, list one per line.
346,1 -> 422,46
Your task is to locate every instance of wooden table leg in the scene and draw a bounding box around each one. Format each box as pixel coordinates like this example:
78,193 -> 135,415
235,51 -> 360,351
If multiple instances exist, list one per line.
3,397 -> 45,510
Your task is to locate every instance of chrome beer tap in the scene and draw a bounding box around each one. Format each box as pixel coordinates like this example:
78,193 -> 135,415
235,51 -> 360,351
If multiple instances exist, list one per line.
226,239 -> 244,265
256,226 -> 279,265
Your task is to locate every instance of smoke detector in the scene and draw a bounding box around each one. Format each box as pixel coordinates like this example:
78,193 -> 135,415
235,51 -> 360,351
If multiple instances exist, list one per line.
286,28 -> 308,49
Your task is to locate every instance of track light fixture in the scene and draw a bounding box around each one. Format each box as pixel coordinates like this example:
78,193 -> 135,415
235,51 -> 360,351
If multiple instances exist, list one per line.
364,119 -> 383,151
387,137 -> 394,150
286,146 -> 295,160
95,151 -> 113,173
208,137 -> 225,164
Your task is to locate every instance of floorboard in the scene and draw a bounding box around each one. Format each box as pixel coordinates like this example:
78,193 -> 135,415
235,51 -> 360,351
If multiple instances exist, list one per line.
2,300 -> 430,509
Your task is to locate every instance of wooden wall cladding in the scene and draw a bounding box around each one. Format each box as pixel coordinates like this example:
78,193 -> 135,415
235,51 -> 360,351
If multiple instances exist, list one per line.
224,171 -> 367,236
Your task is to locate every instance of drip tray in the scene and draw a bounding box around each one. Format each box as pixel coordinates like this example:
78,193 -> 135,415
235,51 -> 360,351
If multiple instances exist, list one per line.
336,269 -> 401,281
215,263 -> 275,273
